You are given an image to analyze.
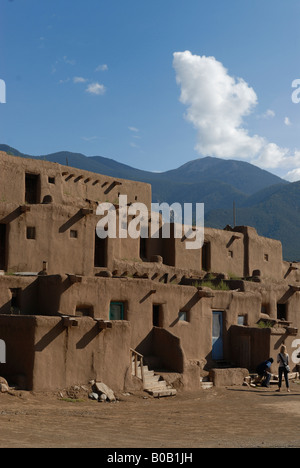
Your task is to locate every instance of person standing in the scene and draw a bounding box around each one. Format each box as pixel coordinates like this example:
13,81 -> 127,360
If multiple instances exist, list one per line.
277,345 -> 290,393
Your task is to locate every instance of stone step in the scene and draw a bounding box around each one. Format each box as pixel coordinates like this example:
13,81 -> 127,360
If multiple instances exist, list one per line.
201,382 -> 213,390
144,375 -> 160,384
144,382 -> 170,391
134,369 -> 155,379
131,353 -> 177,398
132,364 -> 152,373
146,388 -> 177,398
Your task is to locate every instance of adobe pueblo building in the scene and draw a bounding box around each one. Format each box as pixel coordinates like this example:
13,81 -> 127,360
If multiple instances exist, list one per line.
0,151 -> 299,395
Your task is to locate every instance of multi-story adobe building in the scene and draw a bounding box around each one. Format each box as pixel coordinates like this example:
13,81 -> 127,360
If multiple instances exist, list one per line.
0,151 -> 299,394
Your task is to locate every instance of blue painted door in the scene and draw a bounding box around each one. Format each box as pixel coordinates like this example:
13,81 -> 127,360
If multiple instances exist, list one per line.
212,311 -> 224,360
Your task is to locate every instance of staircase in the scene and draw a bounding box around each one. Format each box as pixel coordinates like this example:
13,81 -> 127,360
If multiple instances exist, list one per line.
130,349 -> 177,398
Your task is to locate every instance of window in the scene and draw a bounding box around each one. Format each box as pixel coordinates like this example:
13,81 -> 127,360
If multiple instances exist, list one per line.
26,227 -> 36,240
179,311 -> 189,322
70,230 -> 78,239
42,195 -> 53,204
228,250 -> 233,258
48,177 -> 55,184
264,254 -> 269,262
109,302 -> 125,320
238,315 -> 246,326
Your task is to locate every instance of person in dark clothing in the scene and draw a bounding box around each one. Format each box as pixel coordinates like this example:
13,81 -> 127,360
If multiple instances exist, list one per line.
255,358 -> 274,388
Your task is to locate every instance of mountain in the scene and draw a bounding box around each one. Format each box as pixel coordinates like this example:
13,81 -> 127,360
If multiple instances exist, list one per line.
1,144 -> 297,260
0,143 -> 287,201
161,157 -> 287,195
205,182 -> 300,261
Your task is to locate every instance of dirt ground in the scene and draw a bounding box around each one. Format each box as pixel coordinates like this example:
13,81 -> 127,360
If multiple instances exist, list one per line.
0,382 -> 299,449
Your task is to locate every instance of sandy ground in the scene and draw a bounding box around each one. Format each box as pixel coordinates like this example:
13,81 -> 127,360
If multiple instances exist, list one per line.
0,382 -> 299,448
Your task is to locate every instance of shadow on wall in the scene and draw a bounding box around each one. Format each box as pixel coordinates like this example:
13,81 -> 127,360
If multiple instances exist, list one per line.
0,279 -> 39,316
38,275 -> 78,316
136,327 -> 184,373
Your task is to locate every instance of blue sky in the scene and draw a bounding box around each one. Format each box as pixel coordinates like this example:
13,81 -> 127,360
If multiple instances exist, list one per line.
1,0 -> 300,179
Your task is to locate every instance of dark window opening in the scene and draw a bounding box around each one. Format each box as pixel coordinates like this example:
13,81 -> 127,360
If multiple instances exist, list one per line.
94,234 -> 107,267
70,230 -> 78,239
26,227 -> 36,240
140,237 -> 147,261
0,224 -> 7,271
202,242 -> 211,271
25,173 -> 40,204
42,195 -> 53,204
10,288 -> 22,314
261,304 -> 269,315
153,304 -> 163,327
48,177 -> 55,184
75,305 -> 94,317
277,303 -> 287,321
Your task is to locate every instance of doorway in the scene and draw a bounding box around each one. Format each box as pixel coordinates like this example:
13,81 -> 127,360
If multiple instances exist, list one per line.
202,242 -> 211,271
277,303 -> 287,321
94,234 -> 107,267
153,304 -> 163,328
0,224 -> 7,271
212,311 -> 224,360
25,173 -> 40,204
10,288 -> 22,314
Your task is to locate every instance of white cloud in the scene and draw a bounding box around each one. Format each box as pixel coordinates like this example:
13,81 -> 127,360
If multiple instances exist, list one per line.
173,50 -> 300,173
284,116 -> 292,126
81,136 -> 99,142
59,78 -> 70,84
129,126 -> 139,133
259,109 -> 275,119
63,56 -> 76,66
85,82 -> 106,95
96,64 -> 108,72
73,76 -> 88,83
285,168 -> 300,182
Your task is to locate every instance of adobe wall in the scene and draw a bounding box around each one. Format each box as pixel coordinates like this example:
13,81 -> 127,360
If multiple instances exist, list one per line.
0,315 -> 36,389
235,226 -> 283,280
0,151 -> 152,209
229,326 -> 271,371
0,275 -> 38,315
0,203 -> 144,276
203,228 -> 244,277
32,316 -> 131,392
0,314 -> 132,392
37,275 -> 270,378
230,325 -> 300,374
38,275 -> 213,364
